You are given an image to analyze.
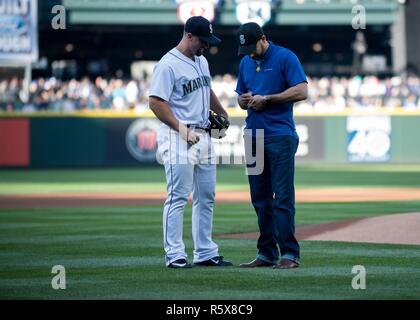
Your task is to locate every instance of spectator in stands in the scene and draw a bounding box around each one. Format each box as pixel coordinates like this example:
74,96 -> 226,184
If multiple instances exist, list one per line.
1,74 -> 420,112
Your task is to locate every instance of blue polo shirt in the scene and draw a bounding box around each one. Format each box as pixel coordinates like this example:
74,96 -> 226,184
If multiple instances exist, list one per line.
235,42 -> 307,137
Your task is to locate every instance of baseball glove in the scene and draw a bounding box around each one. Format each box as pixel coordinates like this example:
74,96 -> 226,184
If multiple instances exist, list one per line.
208,111 -> 230,139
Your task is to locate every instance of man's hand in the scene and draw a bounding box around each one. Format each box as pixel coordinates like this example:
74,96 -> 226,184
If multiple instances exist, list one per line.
179,125 -> 200,145
238,92 -> 253,110
248,95 -> 266,111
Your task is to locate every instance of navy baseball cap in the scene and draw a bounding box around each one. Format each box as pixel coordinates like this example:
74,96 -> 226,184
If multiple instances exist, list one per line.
237,22 -> 264,56
184,16 -> 221,45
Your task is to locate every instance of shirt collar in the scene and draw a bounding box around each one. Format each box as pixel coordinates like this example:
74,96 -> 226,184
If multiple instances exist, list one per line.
262,41 -> 274,60
171,47 -> 198,66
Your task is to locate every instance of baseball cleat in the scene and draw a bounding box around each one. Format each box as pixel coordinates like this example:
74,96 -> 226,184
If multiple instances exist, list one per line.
194,256 -> 233,267
168,259 -> 192,269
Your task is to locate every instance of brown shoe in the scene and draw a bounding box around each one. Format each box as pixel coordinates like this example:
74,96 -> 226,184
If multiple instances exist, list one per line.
239,258 -> 275,268
273,259 -> 300,269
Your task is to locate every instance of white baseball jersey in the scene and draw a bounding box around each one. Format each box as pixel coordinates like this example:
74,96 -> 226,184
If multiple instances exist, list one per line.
149,48 -> 211,126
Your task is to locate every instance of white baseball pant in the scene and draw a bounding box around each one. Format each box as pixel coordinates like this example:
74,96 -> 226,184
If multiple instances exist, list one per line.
156,124 -> 219,266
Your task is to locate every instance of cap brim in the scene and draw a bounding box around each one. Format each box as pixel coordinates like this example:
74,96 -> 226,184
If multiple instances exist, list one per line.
199,34 -> 221,45
238,43 -> 257,56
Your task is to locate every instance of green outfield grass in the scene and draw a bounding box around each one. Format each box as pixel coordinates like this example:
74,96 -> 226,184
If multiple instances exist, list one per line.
1,164 -> 420,195
0,165 -> 420,299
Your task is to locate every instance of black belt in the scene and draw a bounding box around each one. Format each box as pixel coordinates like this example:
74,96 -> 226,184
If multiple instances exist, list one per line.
186,124 -> 209,132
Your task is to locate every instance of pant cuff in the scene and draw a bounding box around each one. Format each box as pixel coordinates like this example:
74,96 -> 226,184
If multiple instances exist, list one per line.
281,254 -> 300,264
166,255 -> 188,266
257,254 -> 278,264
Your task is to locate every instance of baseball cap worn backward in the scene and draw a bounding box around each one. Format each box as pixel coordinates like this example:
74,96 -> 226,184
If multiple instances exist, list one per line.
237,22 -> 264,56
184,16 -> 221,45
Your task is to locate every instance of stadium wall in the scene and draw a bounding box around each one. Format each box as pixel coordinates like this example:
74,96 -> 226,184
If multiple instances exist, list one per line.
0,113 -> 419,168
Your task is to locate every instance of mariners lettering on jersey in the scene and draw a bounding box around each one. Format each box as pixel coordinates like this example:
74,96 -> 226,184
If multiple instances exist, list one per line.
182,76 -> 211,97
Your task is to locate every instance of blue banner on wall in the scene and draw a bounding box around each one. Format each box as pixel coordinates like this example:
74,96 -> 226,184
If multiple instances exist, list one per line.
347,115 -> 391,162
0,0 -> 38,62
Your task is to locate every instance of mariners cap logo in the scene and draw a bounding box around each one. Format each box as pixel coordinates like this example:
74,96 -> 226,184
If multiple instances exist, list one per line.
209,24 -> 213,34
237,22 -> 264,56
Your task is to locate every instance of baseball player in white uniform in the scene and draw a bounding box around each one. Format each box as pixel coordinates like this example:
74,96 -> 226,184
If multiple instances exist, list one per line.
148,16 -> 232,268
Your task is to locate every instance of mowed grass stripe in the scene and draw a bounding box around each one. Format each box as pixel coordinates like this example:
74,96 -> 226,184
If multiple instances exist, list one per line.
1,200 -> 419,222
1,165 -> 420,195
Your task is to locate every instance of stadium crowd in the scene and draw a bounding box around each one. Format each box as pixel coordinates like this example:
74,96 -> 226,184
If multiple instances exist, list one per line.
1,74 -> 420,112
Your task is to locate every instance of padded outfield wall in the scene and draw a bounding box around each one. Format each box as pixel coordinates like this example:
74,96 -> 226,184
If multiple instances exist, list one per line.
0,111 -> 419,168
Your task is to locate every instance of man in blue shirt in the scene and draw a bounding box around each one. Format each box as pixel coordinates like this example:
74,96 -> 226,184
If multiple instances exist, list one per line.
235,22 -> 308,269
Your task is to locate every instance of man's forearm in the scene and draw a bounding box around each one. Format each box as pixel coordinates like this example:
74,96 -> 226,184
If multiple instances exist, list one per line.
149,96 -> 200,144
265,82 -> 308,105
149,96 -> 182,131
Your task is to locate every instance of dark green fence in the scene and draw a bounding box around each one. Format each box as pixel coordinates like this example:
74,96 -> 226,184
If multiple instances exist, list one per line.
1,114 -> 419,168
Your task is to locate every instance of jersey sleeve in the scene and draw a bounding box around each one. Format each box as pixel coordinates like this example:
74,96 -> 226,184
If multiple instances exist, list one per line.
149,62 -> 175,102
235,59 -> 247,95
283,51 -> 307,87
